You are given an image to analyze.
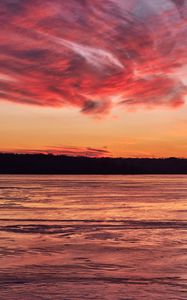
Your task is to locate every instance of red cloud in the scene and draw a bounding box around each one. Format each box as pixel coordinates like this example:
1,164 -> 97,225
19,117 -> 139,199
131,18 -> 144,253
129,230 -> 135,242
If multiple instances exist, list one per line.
0,0 -> 187,115
2,146 -> 111,158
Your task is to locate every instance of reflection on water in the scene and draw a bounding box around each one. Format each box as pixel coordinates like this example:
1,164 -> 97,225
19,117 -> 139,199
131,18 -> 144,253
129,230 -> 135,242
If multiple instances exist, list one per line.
0,175 -> 186,300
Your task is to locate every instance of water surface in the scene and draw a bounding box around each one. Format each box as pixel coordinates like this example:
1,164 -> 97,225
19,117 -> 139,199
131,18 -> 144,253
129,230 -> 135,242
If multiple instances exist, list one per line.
0,175 -> 186,299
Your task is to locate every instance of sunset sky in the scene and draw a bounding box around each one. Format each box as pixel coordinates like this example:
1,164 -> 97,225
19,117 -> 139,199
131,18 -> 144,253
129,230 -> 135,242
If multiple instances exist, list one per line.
0,0 -> 187,157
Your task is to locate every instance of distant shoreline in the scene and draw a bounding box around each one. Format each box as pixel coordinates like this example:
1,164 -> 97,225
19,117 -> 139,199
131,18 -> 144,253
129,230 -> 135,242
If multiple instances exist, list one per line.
0,153 -> 187,174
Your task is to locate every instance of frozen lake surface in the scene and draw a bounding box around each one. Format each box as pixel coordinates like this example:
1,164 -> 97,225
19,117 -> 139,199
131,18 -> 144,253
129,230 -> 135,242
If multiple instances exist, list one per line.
0,175 -> 186,299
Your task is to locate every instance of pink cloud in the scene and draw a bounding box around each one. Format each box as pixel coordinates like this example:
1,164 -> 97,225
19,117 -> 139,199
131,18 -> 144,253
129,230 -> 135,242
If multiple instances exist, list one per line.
1,145 -> 111,158
0,0 -> 186,115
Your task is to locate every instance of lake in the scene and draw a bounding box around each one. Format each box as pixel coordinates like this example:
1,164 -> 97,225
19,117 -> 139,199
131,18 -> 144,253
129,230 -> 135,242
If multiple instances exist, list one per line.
0,175 -> 186,299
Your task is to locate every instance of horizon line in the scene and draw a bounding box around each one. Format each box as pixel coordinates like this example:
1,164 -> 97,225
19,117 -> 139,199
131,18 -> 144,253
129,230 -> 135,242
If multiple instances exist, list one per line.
0,152 -> 186,160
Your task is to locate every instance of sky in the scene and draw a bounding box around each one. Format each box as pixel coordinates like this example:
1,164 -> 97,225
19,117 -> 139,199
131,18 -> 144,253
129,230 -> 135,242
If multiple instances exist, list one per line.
0,0 -> 187,157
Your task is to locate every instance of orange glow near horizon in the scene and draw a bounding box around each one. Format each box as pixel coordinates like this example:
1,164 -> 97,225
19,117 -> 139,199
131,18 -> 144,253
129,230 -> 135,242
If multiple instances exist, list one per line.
1,101 -> 187,158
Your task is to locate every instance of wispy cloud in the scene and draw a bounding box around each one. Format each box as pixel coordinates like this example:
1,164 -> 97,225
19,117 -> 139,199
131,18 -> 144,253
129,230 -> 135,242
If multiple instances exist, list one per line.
0,0 -> 186,115
1,145 -> 112,158
52,37 -> 124,70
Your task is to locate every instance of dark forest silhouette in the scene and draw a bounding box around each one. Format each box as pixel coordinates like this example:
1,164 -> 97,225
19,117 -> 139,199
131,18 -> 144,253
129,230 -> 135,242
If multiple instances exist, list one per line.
0,153 -> 187,174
